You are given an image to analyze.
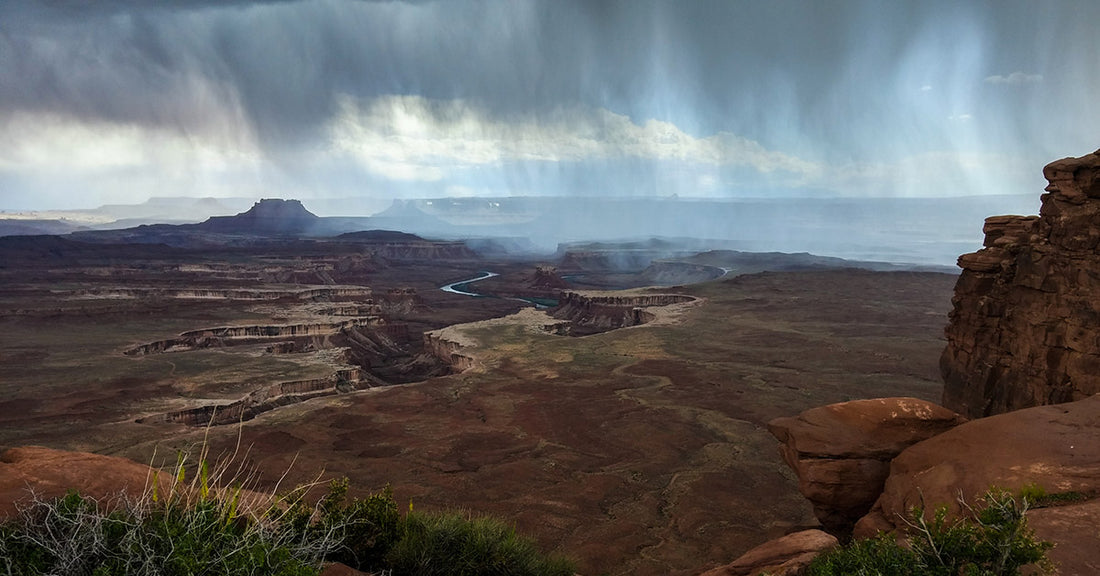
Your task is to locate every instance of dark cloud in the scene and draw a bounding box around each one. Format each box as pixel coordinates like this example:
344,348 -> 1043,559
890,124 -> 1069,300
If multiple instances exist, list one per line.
1,0 -> 1099,209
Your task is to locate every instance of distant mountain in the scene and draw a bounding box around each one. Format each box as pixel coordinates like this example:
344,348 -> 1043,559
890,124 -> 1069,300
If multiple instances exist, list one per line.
366,200 -> 458,236
0,196 -> 257,232
0,219 -> 87,237
194,199 -> 321,235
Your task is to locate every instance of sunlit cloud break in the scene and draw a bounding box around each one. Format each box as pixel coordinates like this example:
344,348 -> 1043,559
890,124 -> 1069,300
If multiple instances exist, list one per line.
328,95 -> 821,183
984,72 -> 1043,85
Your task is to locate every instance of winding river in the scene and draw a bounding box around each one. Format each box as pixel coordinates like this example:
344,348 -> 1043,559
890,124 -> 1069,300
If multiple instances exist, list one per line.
440,271 -> 557,308
440,271 -> 499,297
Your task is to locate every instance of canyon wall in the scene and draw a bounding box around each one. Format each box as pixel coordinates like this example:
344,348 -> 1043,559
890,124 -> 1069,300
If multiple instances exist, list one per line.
423,332 -> 477,372
551,291 -> 694,334
942,149 -> 1100,417
368,241 -> 478,261
71,286 -> 372,301
124,317 -> 386,356
138,368 -> 368,426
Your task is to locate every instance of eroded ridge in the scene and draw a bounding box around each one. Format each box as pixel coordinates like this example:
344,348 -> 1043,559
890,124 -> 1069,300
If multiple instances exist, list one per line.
124,318 -> 388,356
136,368 -> 373,426
129,289 -> 448,426
550,291 -> 697,335
68,286 -> 373,301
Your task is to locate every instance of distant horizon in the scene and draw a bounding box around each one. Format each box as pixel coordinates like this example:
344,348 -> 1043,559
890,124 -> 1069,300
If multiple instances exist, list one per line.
0,192 -> 1045,268
0,190 -> 1042,214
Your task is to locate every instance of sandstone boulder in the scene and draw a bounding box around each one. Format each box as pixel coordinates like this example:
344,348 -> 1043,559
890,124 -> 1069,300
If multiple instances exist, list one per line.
1028,498 -> 1100,576
768,398 -> 966,534
0,446 -> 167,517
855,394 -> 1100,546
942,149 -> 1100,417
319,563 -> 371,576
699,529 -> 838,576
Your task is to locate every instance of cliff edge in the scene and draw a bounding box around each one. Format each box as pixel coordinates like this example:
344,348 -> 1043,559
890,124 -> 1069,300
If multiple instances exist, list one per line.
942,149 -> 1100,417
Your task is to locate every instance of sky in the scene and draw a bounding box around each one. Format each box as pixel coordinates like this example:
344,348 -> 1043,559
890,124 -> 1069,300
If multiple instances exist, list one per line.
1,0 -> 1098,211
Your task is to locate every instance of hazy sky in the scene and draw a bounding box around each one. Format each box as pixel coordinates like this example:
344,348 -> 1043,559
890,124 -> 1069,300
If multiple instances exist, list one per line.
1,0 -> 1097,210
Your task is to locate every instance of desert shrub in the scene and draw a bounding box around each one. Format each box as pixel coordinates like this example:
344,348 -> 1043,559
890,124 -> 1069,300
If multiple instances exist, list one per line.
277,477 -> 401,572
807,489 -> 1053,576
386,510 -> 576,576
803,533 -> 916,576
0,460 -> 573,576
0,490 -> 321,576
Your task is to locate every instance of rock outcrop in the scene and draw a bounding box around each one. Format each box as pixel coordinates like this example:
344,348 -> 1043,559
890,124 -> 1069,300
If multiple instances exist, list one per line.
699,529 -> 838,576
0,447 -> 168,518
423,331 -> 477,372
137,368 -> 371,427
855,393 -> 1100,537
942,149 -> 1100,417
550,291 -> 695,335
528,265 -> 570,289
124,317 -> 387,356
853,393 -> 1100,575
768,398 -> 966,534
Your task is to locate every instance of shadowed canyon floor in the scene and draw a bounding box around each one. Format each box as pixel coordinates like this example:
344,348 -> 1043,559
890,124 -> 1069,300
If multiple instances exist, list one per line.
61,269 -> 956,576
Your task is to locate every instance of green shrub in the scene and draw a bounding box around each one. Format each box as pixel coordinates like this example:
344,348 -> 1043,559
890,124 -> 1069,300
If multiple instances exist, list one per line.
387,510 -> 576,576
807,489 -> 1054,576
804,533 -> 916,576
276,477 -> 400,572
0,468 -> 574,576
0,490 -> 322,576
1015,482 -> 1089,509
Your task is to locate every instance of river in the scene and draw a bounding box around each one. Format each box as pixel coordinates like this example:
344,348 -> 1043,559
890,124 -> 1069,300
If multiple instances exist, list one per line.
440,271 -> 558,308
440,271 -> 499,297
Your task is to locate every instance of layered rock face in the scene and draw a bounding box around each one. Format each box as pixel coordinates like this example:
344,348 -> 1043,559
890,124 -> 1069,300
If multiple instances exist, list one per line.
942,149 -> 1100,417
551,291 -> 695,334
768,398 -> 966,534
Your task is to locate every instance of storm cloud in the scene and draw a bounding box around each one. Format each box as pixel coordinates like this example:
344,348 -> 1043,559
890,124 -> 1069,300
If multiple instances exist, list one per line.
1,0 -> 1098,209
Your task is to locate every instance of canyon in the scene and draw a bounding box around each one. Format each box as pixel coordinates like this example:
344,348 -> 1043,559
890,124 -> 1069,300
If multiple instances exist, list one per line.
0,211 -> 955,575
8,151 -> 1100,575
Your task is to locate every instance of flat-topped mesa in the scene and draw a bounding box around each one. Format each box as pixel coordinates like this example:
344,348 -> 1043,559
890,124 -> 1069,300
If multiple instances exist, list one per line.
198,198 -> 320,235
942,149 -> 1100,418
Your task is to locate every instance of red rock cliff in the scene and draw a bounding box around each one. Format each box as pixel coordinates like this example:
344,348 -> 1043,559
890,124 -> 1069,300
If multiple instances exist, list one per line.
942,149 -> 1100,417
